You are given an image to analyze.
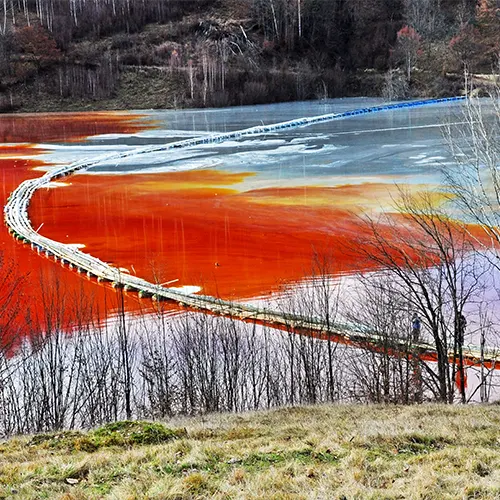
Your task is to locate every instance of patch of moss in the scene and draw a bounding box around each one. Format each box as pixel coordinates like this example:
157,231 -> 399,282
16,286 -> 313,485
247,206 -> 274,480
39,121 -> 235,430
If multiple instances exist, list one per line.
27,421 -> 185,453
28,430 -> 85,450
91,421 -> 186,447
395,433 -> 452,455
241,451 -> 286,468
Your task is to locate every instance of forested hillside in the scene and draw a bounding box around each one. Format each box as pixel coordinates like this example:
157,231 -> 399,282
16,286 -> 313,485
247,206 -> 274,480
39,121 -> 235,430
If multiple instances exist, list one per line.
0,0 -> 498,111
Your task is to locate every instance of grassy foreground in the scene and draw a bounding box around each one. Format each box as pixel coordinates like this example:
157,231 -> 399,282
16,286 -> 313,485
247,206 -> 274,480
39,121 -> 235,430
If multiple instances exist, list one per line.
1,405 -> 500,499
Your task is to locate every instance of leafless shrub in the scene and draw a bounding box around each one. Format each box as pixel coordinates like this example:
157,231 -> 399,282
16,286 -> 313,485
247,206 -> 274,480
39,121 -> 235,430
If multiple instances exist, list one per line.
382,68 -> 409,101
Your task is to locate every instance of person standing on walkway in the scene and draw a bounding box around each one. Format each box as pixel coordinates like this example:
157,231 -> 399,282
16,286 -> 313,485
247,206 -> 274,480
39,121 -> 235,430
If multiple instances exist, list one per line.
411,313 -> 421,343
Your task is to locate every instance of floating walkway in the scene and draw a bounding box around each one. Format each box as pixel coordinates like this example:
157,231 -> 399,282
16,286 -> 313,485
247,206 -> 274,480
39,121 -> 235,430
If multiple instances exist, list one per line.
6,96 -> 498,367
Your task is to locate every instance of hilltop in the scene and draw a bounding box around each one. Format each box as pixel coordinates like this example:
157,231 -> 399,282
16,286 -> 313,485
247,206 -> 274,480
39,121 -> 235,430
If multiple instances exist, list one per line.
2,404 -> 500,499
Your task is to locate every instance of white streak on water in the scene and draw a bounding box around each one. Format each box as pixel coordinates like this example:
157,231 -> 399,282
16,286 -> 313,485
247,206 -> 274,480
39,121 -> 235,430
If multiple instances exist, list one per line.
170,285 -> 202,294
329,121 -> 470,136
414,156 -> 446,165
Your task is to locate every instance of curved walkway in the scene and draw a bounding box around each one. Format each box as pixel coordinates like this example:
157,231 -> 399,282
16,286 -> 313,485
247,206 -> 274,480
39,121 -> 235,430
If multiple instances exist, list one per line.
6,96 -> 498,366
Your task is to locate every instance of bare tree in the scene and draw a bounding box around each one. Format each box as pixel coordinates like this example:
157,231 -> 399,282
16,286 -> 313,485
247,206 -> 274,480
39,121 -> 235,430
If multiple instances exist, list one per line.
443,89 -> 500,260
402,0 -> 445,39
382,68 -> 409,101
353,190 -> 491,403
276,253 -> 344,405
346,273 -> 418,404
394,25 -> 421,81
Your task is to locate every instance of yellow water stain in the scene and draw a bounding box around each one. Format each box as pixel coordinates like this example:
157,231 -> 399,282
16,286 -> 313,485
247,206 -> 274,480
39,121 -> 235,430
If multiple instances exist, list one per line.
133,170 -> 255,193
240,183 -> 454,212
408,189 -> 455,209
239,183 -> 400,209
138,184 -> 239,197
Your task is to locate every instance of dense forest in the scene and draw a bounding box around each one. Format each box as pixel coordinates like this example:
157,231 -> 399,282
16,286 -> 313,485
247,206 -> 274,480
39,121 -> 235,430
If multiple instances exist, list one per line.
0,0 -> 498,111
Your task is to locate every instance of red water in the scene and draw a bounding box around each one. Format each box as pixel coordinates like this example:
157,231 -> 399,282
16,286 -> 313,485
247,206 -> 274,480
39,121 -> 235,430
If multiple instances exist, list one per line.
29,169 -> 490,301
0,111 -> 148,143
0,112 -> 152,345
30,172 -> 415,300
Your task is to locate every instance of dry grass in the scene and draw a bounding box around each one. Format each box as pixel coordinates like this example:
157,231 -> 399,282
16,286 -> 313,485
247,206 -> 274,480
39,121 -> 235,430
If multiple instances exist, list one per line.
1,405 -> 500,499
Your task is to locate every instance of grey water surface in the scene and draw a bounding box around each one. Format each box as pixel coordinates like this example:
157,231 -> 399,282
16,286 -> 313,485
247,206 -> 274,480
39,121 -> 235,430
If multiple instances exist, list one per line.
40,97 -> 491,195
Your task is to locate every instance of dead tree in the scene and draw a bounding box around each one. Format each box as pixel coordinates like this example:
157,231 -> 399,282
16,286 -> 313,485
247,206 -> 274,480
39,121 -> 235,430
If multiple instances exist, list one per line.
353,190 -> 490,403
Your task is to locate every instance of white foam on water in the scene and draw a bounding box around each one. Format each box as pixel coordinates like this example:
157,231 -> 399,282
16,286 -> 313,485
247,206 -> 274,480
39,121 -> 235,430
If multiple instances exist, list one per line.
414,155 -> 446,165
90,129 -> 215,140
87,156 -> 223,174
32,164 -> 68,172
227,142 -> 344,164
42,181 -> 70,188
40,143 -> 133,151
200,138 -> 287,149
170,285 -> 202,294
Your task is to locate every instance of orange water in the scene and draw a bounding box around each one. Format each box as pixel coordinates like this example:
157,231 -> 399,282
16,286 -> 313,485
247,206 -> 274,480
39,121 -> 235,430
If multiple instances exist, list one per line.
30,171 -> 420,300
0,111 -> 149,143
0,112 -> 152,345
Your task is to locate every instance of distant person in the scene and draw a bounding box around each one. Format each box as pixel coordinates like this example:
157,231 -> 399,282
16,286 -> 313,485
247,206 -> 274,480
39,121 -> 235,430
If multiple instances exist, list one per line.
411,313 -> 421,342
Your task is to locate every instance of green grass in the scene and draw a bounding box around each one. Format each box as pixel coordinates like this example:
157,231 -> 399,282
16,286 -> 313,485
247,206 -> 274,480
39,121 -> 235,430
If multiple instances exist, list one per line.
1,405 -> 500,499
26,421 -> 186,453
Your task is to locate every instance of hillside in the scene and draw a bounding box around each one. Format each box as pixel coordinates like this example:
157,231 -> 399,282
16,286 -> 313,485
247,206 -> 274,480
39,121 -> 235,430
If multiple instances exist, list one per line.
2,404 -> 500,499
0,0 -> 499,112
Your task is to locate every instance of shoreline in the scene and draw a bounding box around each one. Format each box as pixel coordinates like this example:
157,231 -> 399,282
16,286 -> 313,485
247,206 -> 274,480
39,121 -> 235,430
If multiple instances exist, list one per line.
1,68 -> 472,115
